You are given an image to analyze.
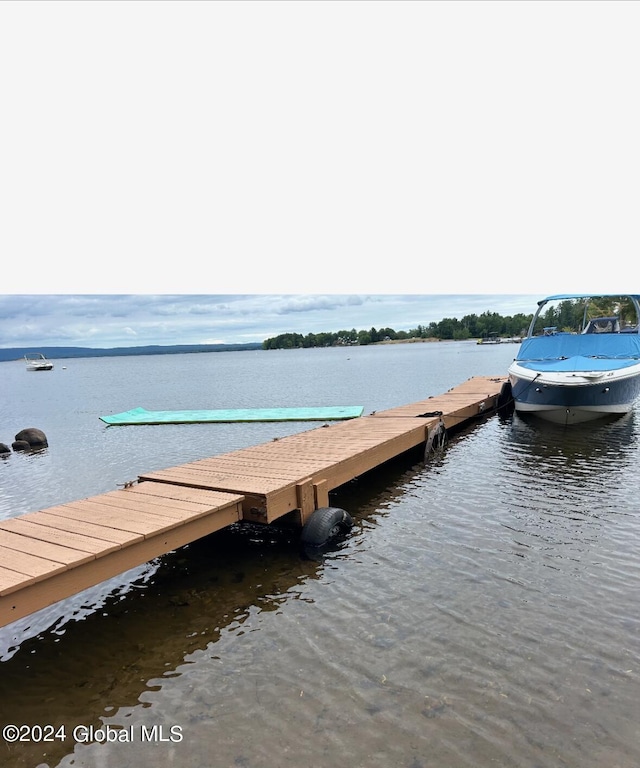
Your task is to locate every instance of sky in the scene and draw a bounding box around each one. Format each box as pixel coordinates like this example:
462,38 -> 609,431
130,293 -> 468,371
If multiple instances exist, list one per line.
0,293 -> 542,348
2,1 -> 638,347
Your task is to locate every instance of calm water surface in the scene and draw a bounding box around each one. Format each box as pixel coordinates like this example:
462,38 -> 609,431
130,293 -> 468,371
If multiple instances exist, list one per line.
0,343 -> 639,768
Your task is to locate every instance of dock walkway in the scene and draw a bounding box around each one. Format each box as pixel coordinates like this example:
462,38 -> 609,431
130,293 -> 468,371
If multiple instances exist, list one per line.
0,376 -> 506,628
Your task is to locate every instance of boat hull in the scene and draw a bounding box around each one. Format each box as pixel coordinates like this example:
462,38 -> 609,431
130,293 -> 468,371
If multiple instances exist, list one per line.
508,361 -> 640,424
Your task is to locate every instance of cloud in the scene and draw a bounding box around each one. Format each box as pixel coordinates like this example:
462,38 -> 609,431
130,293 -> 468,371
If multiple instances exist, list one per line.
276,295 -> 365,315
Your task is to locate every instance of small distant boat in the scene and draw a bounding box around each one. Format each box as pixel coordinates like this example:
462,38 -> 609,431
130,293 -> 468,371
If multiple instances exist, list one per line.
477,332 -> 502,345
24,353 -> 54,371
507,293 -> 640,424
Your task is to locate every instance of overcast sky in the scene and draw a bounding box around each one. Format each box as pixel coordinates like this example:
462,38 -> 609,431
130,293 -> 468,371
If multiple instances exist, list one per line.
0,293 -> 542,348
2,2 -> 638,346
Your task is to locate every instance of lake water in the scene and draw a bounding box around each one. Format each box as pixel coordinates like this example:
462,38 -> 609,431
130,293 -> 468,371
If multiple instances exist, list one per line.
1,342 -> 639,768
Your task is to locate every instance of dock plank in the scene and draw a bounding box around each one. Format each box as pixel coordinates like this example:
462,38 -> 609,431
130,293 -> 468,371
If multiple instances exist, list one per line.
0,527 -> 94,566
0,518 -> 123,556
59,499 -> 221,534
25,511 -> 138,545
0,548 -> 67,580
0,566 -> 46,593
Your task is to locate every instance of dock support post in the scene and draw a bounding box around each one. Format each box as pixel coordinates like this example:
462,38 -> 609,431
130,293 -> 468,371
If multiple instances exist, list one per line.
295,479 -> 315,526
292,478 -> 330,527
314,479 -> 329,510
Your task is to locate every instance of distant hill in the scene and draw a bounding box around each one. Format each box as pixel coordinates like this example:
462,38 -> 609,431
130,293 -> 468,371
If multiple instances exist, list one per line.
0,343 -> 263,363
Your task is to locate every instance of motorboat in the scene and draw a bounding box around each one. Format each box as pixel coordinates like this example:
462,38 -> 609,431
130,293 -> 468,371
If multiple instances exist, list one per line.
24,353 -> 54,371
477,332 -> 502,345
507,294 -> 640,424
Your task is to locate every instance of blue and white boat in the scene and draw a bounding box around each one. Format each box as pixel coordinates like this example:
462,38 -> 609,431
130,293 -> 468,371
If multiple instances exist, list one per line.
507,294 -> 640,424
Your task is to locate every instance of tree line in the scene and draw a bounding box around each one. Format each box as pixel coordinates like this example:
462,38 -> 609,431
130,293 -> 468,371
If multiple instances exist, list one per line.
262,298 -> 634,350
262,310 -> 532,349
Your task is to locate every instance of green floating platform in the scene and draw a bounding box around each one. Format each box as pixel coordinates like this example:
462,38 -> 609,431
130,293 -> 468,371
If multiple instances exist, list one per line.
100,405 -> 364,426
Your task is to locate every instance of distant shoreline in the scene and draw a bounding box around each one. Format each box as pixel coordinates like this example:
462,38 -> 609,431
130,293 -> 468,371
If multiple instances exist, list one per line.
1,335 -> 520,363
0,342 -> 263,363
373,337 -> 443,344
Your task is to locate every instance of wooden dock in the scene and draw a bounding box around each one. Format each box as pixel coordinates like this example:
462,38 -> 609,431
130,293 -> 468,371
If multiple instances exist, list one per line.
0,376 -> 507,629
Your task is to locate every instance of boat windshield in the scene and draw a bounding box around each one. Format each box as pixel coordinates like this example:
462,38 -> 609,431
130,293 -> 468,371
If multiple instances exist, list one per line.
527,296 -> 640,337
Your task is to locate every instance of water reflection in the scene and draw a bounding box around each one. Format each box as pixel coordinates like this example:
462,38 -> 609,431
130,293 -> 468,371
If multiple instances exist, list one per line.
506,410 -> 638,467
0,524 -> 323,768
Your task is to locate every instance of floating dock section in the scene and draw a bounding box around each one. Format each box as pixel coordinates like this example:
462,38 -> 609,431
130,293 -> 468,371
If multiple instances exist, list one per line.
99,405 -> 365,425
0,376 -> 507,628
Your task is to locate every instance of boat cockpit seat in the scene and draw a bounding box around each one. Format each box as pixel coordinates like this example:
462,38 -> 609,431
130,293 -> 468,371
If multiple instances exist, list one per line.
583,317 -> 620,334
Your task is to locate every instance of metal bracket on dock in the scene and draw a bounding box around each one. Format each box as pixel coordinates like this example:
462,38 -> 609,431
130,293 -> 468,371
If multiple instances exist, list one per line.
117,480 -> 137,489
